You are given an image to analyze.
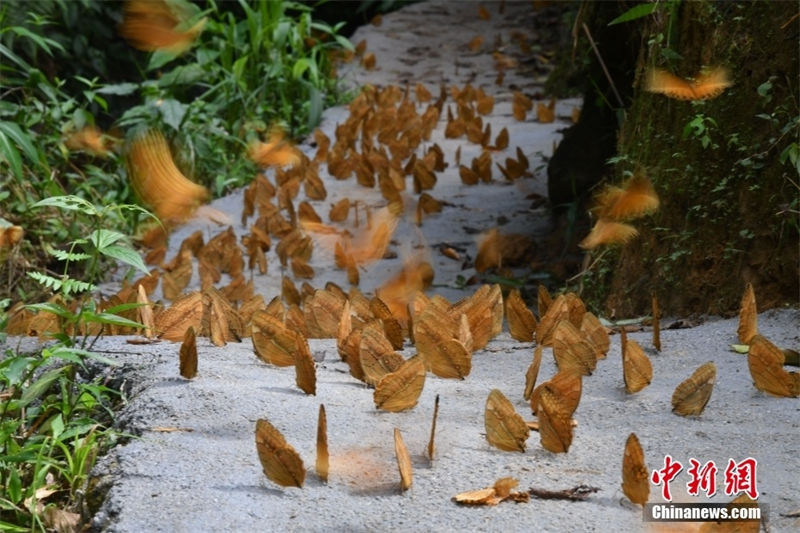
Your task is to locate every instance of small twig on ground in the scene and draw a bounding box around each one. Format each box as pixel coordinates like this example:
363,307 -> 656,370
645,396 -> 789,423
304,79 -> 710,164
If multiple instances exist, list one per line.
528,485 -> 600,502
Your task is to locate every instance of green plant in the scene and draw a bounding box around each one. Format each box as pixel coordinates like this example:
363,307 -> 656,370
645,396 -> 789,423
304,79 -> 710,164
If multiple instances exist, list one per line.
116,0 -> 353,196
0,5 -> 142,303
22,195 -> 151,348
1,195 -> 144,530
0,344 -> 123,531
682,113 -> 719,149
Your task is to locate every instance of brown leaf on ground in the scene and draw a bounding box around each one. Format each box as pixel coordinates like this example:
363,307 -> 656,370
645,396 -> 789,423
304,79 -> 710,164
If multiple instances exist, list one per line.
453,477 -> 529,506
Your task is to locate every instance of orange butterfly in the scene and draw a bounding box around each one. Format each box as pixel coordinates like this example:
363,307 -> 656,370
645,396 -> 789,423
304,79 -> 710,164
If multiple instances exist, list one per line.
645,67 -> 732,100
119,0 -> 206,55
126,129 -> 209,223
247,128 -> 301,168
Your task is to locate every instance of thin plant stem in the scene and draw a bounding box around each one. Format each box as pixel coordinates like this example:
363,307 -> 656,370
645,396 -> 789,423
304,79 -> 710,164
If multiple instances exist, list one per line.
582,23 -> 625,109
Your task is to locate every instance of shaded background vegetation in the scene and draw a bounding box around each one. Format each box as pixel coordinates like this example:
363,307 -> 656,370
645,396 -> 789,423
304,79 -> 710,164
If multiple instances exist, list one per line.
0,0 -> 356,303
548,0 -> 799,316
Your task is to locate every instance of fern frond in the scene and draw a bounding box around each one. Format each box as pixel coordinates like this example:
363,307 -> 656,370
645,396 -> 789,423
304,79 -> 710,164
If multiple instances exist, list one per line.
27,272 -> 95,295
45,245 -> 92,263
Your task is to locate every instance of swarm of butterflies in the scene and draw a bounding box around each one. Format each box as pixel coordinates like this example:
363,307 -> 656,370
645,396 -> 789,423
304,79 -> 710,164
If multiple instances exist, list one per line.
11,0 -> 790,520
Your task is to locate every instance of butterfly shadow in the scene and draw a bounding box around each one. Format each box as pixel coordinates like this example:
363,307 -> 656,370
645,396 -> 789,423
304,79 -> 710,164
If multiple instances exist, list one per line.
259,385 -> 308,396
304,474 -> 331,488
211,483 -> 286,498
151,377 -> 194,388
346,481 -> 402,497
411,454 -> 434,471
326,379 -> 372,390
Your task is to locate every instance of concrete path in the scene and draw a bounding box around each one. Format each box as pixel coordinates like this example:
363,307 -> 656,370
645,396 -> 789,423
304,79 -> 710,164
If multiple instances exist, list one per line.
75,2 -> 799,532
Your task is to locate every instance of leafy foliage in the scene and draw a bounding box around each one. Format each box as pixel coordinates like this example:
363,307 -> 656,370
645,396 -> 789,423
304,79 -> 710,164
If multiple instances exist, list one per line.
0,0 -> 350,302
0,3 -> 351,526
0,344 -> 124,530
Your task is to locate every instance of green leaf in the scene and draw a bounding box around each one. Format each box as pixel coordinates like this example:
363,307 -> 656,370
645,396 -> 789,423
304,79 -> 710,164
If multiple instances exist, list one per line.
25,302 -> 73,319
47,348 -> 86,366
158,99 -> 188,131
756,80 -> 772,98
81,310 -> 143,329
7,26 -> 65,56
232,56 -> 248,88
0,42 -> 32,71
0,120 -> 41,168
659,47 -> 683,61
50,414 -> 65,439
45,244 -> 92,263
32,195 -> 98,216
333,34 -> 354,51
158,64 -> 206,87
599,316 -> 651,327
0,129 -> 23,179
19,367 -> 66,407
7,468 -> 22,504
105,302 -> 148,315
100,244 -> 149,275
730,344 -> 750,354
148,49 -> 180,71
88,229 -> 126,251
97,82 -> 139,96
0,357 -> 36,386
292,57 -> 310,80
0,519 -> 28,532
47,346 -> 120,367
608,3 -> 659,26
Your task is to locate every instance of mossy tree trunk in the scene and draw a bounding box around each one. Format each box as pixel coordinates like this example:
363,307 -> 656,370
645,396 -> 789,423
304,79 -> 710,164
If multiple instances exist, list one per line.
581,1 -> 798,316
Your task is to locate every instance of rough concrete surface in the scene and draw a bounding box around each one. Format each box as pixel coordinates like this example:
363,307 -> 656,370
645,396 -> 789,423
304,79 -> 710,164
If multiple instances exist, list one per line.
85,308 -> 800,533
17,1 -> 800,532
